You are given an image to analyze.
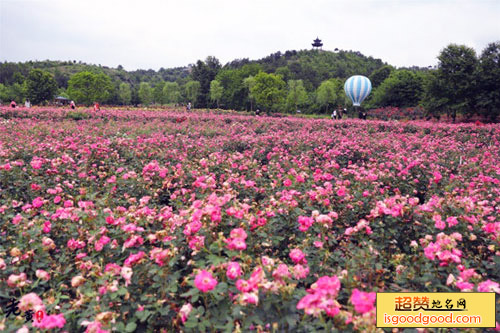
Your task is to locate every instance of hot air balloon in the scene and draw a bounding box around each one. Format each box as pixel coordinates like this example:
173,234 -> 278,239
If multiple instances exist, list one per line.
344,75 -> 372,107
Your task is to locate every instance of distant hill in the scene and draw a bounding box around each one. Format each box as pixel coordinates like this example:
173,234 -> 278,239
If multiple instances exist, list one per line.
0,48 -> 394,90
227,49 -> 389,90
0,60 -> 191,88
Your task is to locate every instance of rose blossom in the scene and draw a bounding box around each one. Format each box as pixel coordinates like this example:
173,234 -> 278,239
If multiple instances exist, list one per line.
179,303 -> 193,323
226,262 -> 242,280
350,288 -> 376,314
7,273 -> 30,288
121,266 -> 133,286
194,270 -> 218,292
477,280 -> 500,293
33,313 -> 66,329
71,275 -> 86,288
36,269 -> 50,281
289,248 -> 307,264
18,293 -> 45,312
292,264 -> 310,279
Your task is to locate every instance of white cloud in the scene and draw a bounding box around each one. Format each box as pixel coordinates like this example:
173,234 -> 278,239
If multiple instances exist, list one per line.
1,0 -> 499,70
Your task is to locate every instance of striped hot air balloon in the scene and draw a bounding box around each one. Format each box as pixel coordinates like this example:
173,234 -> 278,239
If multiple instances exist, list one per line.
344,75 -> 372,107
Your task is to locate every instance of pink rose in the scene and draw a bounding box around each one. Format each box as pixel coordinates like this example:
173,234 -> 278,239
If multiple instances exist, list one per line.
477,280 -> 500,293
433,171 -> 442,183
179,303 -> 193,323
433,214 -> 446,230
31,159 -> 43,169
230,228 -> 247,240
33,313 -> 66,329
289,248 -> 307,264
336,186 -> 346,197
12,214 -> 23,225
292,264 -> 310,279
36,269 -> 50,281
226,262 -> 242,280
350,288 -> 376,314
194,270 -> 218,293
18,292 -> 45,312
32,197 -> 44,208
236,279 -> 253,293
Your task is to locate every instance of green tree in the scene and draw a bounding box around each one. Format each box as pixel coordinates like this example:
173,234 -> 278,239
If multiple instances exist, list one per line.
12,72 -> 25,85
118,82 -> 132,105
422,44 -> 478,121
67,71 -> 113,105
421,71 -> 447,120
369,70 -> 424,108
216,63 -> 261,110
250,72 -> 286,113
243,75 -> 256,111
131,85 -> 140,106
209,80 -> 223,108
25,69 -> 58,105
153,81 -> 166,105
0,83 -> 8,103
138,82 -> 153,106
53,68 -> 69,88
316,80 -> 337,113
275,66 -> 292,82
0,83 -> 25,103
184,81 -> 201,107
369,65 -> 394,88
190,56 -> 221,107
476,42 -> 500,121
163,82 -> 181,104
286,80 -> 308,112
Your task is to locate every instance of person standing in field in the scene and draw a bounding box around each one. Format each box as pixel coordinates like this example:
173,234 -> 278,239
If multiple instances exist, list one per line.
94,102 -> 100,111
337,105 -> 343,119
332,109 -> 337,120
10,100 -> 16,108
70,100 -> 76,109
25,99 -> 31,108
187,102 -> 191,111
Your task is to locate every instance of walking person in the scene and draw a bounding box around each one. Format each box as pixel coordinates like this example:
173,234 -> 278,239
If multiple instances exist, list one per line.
332,109 -> 337,120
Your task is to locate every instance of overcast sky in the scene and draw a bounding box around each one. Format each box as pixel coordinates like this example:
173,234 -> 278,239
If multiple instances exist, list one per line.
1,0 -> 499,71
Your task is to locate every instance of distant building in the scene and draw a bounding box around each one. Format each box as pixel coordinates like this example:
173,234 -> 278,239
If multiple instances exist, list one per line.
312,37 -> 323,50
55,96 -> 70,105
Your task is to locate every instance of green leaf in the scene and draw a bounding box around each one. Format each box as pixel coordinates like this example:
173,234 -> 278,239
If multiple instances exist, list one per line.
216,282 -> 228,292
286,315 -> 297,327
168,283 -> 178,292
125,322 -> 137,332
208,254 -> 224,265
114,322 -> 125,331
209,242 -> 220,252
180,288 -> 196,298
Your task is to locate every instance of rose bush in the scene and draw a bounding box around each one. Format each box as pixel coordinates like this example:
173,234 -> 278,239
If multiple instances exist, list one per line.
368,106 -> 426,121
0,107 -> 499,332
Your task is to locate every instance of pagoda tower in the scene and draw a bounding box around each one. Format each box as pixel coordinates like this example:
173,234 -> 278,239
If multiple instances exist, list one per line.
312,37 -> 323,50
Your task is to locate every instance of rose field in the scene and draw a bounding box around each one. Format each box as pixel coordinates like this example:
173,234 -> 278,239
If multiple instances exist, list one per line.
0,107 -> 499,332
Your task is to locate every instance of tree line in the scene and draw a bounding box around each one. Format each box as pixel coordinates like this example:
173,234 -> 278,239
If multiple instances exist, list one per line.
1,42 -> 498,120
